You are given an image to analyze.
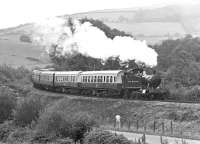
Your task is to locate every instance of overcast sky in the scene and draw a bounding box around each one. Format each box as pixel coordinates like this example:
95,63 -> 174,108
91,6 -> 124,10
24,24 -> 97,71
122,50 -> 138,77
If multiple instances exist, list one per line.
0,0 -> 199,29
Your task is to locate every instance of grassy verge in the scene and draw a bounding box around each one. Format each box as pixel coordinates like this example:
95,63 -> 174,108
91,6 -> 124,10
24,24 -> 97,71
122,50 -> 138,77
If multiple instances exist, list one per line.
29,91 -> 200,140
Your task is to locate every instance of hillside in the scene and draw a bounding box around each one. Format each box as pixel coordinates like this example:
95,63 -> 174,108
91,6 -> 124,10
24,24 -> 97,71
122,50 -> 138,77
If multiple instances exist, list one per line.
1,4 -> 200,68
71,5 -> 200,44
0,24 -> 50,69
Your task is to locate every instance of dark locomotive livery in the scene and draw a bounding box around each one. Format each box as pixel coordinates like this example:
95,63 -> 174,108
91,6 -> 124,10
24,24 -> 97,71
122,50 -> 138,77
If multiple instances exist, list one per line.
32,68 -> 161,99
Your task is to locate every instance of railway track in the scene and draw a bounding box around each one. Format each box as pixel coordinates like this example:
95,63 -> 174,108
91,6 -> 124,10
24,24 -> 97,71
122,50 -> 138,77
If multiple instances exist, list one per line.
32,86 -> 200,104
1,83 -> 199,104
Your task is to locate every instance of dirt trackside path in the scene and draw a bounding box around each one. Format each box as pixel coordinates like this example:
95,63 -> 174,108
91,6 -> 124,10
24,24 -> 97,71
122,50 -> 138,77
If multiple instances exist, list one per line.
110,131 -> 200,144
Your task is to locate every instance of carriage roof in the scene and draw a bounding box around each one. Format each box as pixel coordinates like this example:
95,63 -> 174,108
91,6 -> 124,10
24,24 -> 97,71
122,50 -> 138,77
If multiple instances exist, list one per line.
80,70 -> 123,75
54,71 -> 82,75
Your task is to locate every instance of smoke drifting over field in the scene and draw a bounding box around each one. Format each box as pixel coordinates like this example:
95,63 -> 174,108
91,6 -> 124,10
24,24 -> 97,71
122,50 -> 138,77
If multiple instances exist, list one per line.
32,17 -> 158,67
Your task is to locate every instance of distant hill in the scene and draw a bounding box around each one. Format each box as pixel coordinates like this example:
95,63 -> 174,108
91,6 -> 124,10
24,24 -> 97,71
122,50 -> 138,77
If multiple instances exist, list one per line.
70,5 -> 200,44
1,4 -> 200,68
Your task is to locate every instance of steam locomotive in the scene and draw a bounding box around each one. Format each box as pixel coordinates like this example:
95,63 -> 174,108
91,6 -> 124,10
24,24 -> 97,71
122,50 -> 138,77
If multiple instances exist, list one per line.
31,68 -> 162,99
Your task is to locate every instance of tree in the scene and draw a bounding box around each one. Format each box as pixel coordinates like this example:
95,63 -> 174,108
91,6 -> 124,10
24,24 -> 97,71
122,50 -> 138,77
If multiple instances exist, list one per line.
80,18 -> 133,39
153,35 -> 200,87
103,56 -> 121,70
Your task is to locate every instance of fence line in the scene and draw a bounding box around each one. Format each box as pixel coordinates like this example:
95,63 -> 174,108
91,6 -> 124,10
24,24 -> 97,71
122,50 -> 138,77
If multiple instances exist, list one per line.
100,117 -> 199,139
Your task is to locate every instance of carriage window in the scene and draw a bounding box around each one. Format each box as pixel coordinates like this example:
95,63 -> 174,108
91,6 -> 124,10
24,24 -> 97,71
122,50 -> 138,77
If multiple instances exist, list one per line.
88,76 -> 90,83
106,76 -> 109,83
84,76 -> 86,82
94,76 -> 97,82
110,76 -> 113,83
103,76 -> 106,83
85,76 -> 88,83
100,76 -> 103,83
114,77 -> 116,82
98,76 -> 100,83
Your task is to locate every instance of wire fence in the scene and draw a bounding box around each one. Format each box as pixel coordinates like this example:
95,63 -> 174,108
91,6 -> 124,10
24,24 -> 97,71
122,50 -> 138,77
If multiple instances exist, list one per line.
99,117 -> 200,140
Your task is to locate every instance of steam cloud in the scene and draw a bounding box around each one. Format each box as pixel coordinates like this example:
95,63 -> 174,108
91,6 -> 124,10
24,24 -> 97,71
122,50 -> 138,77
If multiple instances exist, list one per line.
32,17 -> 158,67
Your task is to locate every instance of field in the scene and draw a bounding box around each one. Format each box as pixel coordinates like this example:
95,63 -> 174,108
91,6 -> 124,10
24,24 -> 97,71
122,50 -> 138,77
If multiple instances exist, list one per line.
0,32 -> 50,69
105,22 -> 186,44
32,89 -> 200,140
105,22 -> 186,36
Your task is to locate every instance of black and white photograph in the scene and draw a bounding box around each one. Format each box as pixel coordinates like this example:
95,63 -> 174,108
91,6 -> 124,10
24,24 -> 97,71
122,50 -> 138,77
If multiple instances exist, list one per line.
0,0 -> 200,143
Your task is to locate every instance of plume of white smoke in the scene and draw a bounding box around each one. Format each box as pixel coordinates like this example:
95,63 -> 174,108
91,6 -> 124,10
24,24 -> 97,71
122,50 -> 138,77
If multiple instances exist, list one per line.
32,17 -> 158,67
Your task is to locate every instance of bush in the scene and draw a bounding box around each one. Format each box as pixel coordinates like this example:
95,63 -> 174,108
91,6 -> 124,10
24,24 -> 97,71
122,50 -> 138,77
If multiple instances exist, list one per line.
168,86 -> 200,101
0,65 -> 29,82
35,106 -> 97,143
0,121 -> 14,142
84,130 -> 134,144
70,112 -> 97,144
0,87 -> 16,123
35,110 -> 70,139
186,86 -> 200,101
14,95 -> 43,127
7,127 -> 34,143
19,34 -> 32,43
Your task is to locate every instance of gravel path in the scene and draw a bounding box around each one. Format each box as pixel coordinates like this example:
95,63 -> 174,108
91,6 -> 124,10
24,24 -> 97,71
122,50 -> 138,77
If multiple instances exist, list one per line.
110,130 -> 200,144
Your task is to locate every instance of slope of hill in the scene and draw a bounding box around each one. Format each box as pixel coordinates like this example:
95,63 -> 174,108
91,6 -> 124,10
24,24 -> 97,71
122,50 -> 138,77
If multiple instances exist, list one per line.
70,4 -> 200,44
0,26 -> 50,69
1,4 -> 200,68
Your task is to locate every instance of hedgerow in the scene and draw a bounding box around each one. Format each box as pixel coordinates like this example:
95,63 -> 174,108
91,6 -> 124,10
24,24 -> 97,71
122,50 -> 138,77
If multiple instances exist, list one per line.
0,87 -> 16,123
14,95 -> 43,127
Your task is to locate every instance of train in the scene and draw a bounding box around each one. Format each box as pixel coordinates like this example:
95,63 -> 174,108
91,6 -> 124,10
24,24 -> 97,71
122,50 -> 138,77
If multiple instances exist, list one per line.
31,68 -> 163,99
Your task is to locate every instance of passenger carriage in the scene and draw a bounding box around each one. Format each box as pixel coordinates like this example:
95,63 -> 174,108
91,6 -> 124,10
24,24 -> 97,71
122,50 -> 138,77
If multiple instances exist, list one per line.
54,71 -> 81,88
79,70 -> 123,89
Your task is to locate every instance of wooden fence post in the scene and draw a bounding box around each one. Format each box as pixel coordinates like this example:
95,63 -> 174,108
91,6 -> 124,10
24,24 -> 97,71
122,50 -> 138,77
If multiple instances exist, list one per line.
162,122 -> 164,134
113,119 -> 116,128
170,121 -> 173,134
160,135 -> 163,144
153,120 -> 156,133
144,122 -> 146,132
128,120 -> 131,130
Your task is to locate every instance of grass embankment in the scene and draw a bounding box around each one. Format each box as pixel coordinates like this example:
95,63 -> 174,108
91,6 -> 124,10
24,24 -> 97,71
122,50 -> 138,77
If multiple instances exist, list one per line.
32,92 -> 200,140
